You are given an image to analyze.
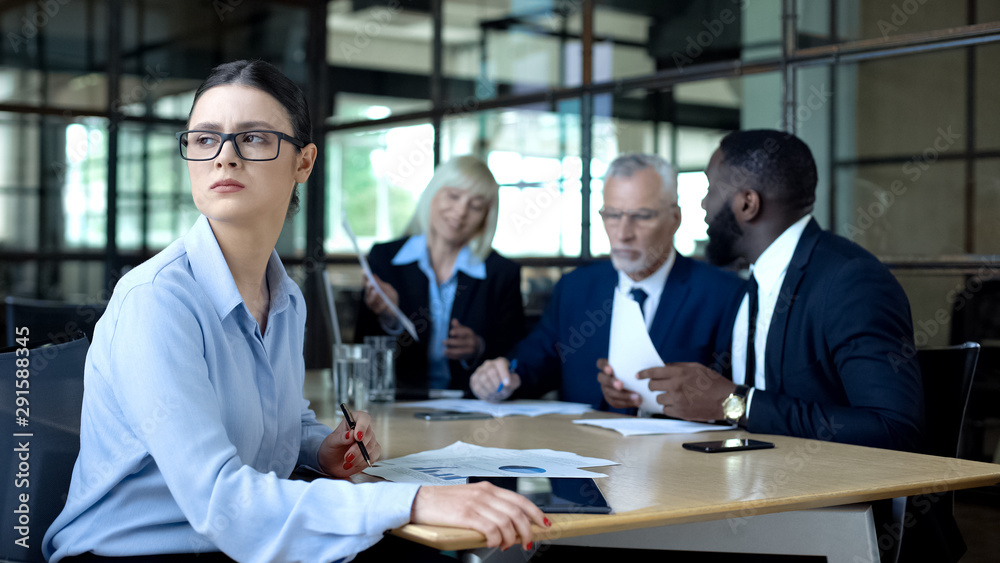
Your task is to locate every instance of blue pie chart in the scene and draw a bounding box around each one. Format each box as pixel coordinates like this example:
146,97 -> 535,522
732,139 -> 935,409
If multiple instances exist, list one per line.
499,465 -> 546,474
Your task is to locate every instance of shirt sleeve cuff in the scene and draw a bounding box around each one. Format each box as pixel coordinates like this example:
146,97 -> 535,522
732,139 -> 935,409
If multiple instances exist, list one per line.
745,387 -> 756,424
299,423 -> 333,472
362,483 -> 422,533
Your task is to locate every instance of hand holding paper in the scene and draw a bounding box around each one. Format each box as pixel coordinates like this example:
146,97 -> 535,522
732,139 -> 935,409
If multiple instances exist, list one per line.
607,288 -> 665,413
637,362 -> 736,421
597,359 -> 641,409
342,212 -> 419,341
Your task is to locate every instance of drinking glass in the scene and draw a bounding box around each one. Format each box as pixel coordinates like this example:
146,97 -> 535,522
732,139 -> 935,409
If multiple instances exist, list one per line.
333,344 -> 371,412
364,335 -> 397,402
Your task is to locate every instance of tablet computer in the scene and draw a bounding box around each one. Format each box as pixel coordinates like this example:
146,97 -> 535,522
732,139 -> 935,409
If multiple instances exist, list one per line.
467,476 -> 612,514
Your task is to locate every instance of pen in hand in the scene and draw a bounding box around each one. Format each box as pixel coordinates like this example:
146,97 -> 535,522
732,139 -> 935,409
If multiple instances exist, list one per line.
339,403 -> 373,468
493,359 -> 517,400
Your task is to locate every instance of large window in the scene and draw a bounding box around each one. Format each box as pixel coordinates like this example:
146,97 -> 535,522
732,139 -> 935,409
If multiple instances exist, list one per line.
3,0 -> 1000,371
326,121 -> 435,253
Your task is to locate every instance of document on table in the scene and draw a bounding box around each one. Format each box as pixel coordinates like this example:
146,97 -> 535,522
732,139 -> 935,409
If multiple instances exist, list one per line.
608,288 -> 665,413
396,398 -> 593,417
364,441 -> 617,485
574,418 -> 735,437
342,212 -> 419,341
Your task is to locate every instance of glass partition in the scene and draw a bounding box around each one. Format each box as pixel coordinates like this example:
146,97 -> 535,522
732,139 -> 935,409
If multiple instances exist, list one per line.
443,1 -> 584,103
442,103 -> 583,257
325,120 -> 435,254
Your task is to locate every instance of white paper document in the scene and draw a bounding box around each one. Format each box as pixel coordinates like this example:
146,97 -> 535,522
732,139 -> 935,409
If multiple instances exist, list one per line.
396,398 -> 593,417
341,212 -> 419,341
364,441 -> 617,485
608,288 -> 666,413
573,418 -> 736,437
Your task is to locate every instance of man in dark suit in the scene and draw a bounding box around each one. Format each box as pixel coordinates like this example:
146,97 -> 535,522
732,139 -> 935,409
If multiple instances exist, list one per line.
610,130 -> 924,451
469,154 -> 745,411
613,129 -> 962,563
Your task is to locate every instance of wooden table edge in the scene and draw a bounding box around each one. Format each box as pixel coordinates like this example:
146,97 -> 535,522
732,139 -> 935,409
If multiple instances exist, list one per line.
390,472 -> 1000,551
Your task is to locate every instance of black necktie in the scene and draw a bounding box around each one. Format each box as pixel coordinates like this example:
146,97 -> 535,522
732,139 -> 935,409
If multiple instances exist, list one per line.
630,287 -> 649,320
745,274 -> 759,388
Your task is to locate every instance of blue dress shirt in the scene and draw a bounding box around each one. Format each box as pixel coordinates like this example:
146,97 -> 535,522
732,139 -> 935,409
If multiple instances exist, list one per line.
389,235 -> 486,389
43,215 -> 420,563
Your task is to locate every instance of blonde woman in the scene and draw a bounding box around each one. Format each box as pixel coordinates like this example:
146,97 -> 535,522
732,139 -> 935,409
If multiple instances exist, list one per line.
356,156 -> 524,396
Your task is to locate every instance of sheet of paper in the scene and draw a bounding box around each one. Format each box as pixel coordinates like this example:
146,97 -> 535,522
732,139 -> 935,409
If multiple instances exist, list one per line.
573,418 -> 735,437
364,441 -> 617,485
396,398 -> 593,417
608,288 -> 665,413
341,212 -> 419,342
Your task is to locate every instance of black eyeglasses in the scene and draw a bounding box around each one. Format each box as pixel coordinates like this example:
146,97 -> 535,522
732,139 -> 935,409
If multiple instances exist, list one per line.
175,130 -> 305,161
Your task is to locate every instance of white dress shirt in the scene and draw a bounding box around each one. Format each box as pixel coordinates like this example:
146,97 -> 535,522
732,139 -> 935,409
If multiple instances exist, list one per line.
731,214 -> 812,415
616,247 -> 677,332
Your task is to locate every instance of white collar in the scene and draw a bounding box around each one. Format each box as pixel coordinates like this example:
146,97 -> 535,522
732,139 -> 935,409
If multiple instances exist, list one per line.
750,214 -> 812,294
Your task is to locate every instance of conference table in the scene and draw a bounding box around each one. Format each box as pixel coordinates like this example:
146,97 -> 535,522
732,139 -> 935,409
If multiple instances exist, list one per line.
320,403 -> 1000,562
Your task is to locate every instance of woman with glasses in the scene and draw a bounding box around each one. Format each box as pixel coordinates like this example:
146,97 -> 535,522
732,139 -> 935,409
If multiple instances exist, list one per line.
355,156 -> 525,397
44,60 -> 546,563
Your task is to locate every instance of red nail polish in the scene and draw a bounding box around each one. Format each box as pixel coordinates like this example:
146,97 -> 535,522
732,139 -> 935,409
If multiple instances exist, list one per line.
345,431 -> 350,440
357,431 -> 363,440
527,542 -> 533,550
343,462 -> 353,470
544,518 -> 551,527
346,453 -> 355,462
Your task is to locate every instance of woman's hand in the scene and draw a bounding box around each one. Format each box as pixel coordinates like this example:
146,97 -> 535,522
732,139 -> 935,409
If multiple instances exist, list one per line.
410,481 -> 550,551
317,411 -> 381,478
364,274 -> 400,320
443,319 -> 483,360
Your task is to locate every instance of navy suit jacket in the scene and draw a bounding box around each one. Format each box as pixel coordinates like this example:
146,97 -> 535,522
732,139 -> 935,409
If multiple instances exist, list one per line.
747,219 -> 925,451
354,237 -> 525,396
513,254 -> 745,410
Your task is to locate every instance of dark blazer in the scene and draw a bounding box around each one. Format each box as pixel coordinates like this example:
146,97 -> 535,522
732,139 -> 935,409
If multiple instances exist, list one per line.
747,219 -> 925,452
513,254 -> 745,411
354,236 -> 524,396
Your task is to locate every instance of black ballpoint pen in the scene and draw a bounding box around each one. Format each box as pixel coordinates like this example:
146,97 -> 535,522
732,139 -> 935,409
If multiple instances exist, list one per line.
340,402 -> 373,468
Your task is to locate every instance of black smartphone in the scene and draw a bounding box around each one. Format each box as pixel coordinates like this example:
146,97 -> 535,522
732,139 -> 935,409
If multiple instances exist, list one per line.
468,476 -> 612,514
413,410 -> 493,421
682,438 -> 775,453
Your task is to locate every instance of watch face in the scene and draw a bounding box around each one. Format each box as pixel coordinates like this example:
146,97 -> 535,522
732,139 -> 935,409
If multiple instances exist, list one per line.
723,395 -> 745,420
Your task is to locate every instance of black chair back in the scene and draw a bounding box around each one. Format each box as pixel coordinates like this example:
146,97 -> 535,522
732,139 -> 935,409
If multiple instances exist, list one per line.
0,332 -> 89,562
4,296 -> 105,348
879,343 -> 979,563
916,342 -> 980,458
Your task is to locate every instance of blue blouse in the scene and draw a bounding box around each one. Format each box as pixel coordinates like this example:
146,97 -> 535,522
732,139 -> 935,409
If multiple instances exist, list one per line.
389,234 -> 486,388
44,215 -> 419,562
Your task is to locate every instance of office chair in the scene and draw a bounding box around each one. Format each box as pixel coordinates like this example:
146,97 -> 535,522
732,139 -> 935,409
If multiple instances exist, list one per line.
948,278 -> 1000,462
885,342 -> 980,563
0,331 -> 89,563
3,296 -> 106,348
917,342 -> 981,459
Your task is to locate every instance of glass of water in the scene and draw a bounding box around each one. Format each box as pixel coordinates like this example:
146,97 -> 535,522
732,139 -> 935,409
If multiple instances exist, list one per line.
364,335 -> 397,402
333,344 -> 371,412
